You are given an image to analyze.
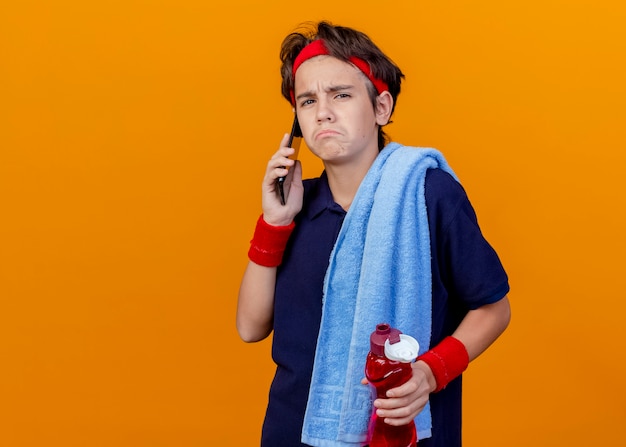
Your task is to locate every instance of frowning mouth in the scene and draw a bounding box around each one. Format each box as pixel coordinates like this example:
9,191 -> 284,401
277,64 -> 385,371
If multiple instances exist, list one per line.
315,129 -> 340,140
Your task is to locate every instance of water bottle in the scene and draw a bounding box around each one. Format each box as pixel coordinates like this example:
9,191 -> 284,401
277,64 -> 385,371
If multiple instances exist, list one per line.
365,323 -> 419,447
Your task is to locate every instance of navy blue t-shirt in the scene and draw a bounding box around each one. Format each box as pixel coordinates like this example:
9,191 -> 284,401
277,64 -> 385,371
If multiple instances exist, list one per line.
261,168 -> 509,447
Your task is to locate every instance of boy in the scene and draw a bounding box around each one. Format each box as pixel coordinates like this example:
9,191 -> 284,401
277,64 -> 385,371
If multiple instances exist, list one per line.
237,21 -> 511,447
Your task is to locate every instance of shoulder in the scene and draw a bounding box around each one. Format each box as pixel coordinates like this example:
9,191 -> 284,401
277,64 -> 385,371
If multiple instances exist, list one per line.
296,172 -> 336,221
424,168 -> 466,203
302,176 -> 323,203
424,168 -> 470,215
424,168 -> 478,230
303,176 -> 321,192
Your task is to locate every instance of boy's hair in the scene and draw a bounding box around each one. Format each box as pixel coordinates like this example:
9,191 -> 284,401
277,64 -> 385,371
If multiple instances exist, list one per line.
280,21 -> 405,149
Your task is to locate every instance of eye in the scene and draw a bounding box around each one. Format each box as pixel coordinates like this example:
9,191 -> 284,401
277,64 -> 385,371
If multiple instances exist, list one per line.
335,93 -> 351,100
300,98 -> 315,107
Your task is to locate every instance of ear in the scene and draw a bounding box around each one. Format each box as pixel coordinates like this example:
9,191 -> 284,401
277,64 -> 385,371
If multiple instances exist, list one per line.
375,91 -> 394,126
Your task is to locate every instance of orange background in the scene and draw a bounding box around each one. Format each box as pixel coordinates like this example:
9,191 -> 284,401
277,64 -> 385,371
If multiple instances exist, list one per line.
1,1 -> 625,445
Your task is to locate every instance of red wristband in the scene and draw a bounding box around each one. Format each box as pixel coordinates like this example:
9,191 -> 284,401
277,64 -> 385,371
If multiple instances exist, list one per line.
247,214 -> 295,267
417,336 -> 469,393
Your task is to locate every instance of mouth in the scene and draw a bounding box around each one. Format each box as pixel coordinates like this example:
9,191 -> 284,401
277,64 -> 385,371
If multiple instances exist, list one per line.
315,129 -> 340,140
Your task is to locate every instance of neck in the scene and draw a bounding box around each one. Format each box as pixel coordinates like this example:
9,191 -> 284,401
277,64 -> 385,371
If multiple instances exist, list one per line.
324,151 -> 378,211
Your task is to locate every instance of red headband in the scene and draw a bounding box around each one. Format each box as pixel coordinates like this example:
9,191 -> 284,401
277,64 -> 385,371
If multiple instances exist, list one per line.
290,39 -> 389,104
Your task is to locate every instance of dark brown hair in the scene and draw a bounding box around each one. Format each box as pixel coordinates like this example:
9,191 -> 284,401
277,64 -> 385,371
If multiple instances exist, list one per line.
280,21 -> 405,149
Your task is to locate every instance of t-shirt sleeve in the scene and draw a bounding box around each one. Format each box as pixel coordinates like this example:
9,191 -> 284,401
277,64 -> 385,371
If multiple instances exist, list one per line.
426,169 -> 510,310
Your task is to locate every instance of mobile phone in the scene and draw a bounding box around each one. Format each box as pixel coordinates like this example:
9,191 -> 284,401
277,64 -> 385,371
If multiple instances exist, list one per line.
277,115 -> 303,205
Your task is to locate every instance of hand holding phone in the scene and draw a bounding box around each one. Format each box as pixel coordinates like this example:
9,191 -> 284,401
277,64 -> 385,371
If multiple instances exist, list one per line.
277,116 -> 302,205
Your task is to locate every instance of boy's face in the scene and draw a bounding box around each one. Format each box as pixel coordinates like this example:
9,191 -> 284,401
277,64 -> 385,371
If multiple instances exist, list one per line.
293,55 -> 385,166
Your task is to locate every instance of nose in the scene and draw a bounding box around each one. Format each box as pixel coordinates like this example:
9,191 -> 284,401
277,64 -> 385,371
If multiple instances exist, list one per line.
315,98 -> 334,123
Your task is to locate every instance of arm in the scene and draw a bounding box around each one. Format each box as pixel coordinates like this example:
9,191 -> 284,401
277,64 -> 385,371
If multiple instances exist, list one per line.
373,296 -> 511,425
451,295 -> 511,361
236,261 -> 278,342
236,133 -> 304,343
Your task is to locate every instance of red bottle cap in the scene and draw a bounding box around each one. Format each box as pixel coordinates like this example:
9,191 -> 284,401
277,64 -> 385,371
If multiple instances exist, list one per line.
370,323 -> 402,357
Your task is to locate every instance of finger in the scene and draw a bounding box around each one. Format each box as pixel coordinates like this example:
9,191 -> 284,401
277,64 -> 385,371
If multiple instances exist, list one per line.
269,133 -> 294,161
265,152 -> 296,184
375,398 -> 427,426
381,412 -> 418,427
374,394 -> 413,410
375,403 -> 417,425
269,149 -> 296,167
385,377 -> 419,399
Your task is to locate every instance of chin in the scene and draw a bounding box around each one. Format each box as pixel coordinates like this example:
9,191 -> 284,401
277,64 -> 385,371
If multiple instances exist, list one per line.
317,141 -> 346,157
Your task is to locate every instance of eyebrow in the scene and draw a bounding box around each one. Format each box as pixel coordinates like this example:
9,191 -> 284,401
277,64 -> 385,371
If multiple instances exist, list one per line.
295,84 -> 355,102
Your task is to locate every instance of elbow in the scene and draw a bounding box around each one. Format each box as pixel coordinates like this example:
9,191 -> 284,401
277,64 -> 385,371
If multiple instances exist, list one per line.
237,330 -> 265,344
238,333 -> 259,343
236,319 -> 272,343
498,295 -> 512,334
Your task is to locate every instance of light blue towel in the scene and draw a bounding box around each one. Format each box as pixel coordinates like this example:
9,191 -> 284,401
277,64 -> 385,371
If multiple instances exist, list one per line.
301,143 -> 458,447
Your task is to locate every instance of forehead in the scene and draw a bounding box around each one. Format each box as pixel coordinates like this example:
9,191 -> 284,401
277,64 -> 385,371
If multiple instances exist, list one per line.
294,55 -> 367,91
